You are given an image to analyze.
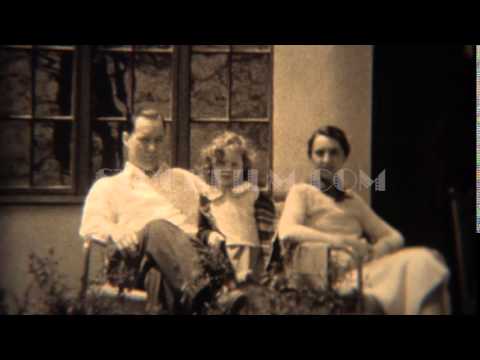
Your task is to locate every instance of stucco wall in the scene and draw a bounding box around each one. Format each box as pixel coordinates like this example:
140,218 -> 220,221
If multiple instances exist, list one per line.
273,45 -> 373,202
0,206 -> 84,311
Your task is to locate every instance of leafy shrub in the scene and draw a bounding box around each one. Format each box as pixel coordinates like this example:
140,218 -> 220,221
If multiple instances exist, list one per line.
6,246 -> 361,315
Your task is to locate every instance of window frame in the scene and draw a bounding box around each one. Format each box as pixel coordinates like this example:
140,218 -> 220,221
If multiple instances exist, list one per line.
0,45 -> 274,205
0,45 -> 81,203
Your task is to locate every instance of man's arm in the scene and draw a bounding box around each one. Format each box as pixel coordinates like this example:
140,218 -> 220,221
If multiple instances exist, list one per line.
79,178 -> 117,243
197,195 -> 215,245
196,195 -> 227,248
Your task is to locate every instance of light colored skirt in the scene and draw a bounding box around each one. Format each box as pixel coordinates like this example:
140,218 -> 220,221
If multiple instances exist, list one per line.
333,247 -> 451,315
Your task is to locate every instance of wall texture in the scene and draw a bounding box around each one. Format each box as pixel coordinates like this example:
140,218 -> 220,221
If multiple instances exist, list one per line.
0,46 -> 374,312
0,205 -> 84,311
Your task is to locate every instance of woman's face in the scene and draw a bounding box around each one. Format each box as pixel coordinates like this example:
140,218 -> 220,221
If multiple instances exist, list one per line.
212,146 -> 244,189
310,134 -> 346,181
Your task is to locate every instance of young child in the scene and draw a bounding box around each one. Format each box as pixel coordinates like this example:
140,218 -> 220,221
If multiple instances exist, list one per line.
197,131 -> 275,284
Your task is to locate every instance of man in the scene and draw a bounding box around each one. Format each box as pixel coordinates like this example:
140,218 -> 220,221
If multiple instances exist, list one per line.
79,109 -> 222,314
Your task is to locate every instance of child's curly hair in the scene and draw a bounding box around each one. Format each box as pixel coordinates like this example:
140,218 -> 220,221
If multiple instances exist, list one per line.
200,131 -> 257,186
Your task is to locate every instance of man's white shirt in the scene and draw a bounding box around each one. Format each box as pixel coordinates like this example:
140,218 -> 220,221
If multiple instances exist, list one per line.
79,162 -> 210,242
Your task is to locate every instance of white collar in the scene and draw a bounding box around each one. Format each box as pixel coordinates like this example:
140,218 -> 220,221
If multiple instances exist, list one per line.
124,161 -> 170,183
204,181 -> 257,201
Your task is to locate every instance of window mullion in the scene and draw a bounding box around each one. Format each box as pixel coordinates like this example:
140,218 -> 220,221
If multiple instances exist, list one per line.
74,45 -> 93,195
30,46 -> 37,188
227,45 -> 233,124
175,45 -> 192,169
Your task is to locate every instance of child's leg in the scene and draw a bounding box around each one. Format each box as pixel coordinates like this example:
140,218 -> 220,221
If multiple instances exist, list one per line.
225,245 -> 262,283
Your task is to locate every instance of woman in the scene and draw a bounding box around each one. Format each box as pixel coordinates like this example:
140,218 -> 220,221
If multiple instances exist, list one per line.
278,126 -> 451,315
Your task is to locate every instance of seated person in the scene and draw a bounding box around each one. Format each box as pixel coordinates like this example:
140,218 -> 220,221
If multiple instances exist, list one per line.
197,131 -> 276,284
80,109 -> 225,314
277,125 -> 451,315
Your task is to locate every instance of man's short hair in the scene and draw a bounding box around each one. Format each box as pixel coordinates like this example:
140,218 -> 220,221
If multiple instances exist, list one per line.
125,108 -> 165,134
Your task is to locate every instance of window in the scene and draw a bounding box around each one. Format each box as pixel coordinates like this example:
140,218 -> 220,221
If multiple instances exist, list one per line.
90,45 -> 176,183
0,45 -> 273,202
0,45 -> 76,194
189,45 -> 273,187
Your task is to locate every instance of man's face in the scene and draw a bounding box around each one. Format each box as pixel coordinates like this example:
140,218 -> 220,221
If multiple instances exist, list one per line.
123,116 -> 165,172
310,134 -> 346,181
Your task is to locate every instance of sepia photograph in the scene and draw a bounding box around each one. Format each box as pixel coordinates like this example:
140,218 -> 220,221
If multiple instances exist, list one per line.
0,45 -> 476,315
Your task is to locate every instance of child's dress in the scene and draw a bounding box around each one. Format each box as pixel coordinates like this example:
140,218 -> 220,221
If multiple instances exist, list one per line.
198,181 -> 276,283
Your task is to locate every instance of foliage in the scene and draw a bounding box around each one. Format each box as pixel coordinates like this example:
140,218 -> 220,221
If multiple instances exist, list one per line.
6,246 -> 361,315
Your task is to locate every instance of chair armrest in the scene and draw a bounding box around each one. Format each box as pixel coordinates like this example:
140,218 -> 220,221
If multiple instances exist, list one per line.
80,236 -> 109,300
326,245 -> 364,311
271,237 -> 365,312
264,231 -> 281,272
89,283 -> 148,303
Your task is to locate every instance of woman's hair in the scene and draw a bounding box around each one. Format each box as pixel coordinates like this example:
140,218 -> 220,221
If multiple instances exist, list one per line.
200,131 -> 256,186
307,126 -> 351,159
307,126 -> 351,202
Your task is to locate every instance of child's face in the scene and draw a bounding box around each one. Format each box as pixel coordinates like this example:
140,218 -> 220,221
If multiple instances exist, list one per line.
212,146 -> 244,189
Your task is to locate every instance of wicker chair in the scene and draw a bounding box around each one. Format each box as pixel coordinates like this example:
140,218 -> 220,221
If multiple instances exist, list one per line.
80,237 -> 148,312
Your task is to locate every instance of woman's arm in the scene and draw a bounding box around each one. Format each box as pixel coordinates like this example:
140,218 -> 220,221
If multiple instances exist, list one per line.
353,192 -> 405,258
278,185 -> 347,246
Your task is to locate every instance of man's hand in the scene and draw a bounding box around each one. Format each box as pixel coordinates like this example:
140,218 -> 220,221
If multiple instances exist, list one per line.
208,231 -> 226,249
112,231 -> 139,253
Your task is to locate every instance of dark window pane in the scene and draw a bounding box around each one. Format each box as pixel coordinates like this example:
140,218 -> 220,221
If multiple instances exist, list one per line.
33,122 -> 73,187
94,52 -> 131,117
0,121 -> 30,188
190,122 -> 270,187
36,51 -> 74,117
231,54 -> 270,118
134,53 -> 172,119
92,128 -> 106,179
232,45 -> 272,52
91,122 -> 123,180
190,53 -> 228,119
158,122 -> 172,166
52,121 -> 74,185
0,49 -> 32,116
